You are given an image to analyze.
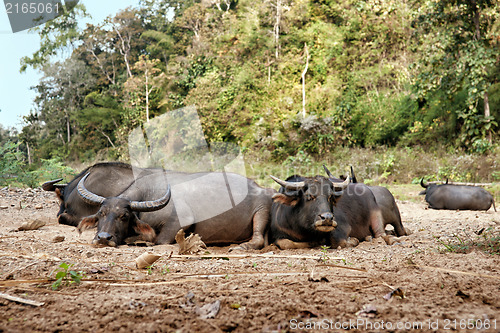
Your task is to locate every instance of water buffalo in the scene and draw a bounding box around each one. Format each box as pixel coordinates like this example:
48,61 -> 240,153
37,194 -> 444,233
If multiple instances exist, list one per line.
269,169 -> 393,250
42,162 -> 163,227
336,166 -> 406,236
76,170 -> 274,249
420,178 -> 496,211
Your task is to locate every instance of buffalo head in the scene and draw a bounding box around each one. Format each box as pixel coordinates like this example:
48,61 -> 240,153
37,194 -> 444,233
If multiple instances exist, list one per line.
76,173 -> 171,247
270,170 -> 349,233
419,178 -> 448,195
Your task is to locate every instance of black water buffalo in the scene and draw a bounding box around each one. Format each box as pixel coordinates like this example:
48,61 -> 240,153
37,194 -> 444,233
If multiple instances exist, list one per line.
42,162 -> 163,227
420,179 -> 496,211
76,170 -> 274,248
337,166 -> 406,236
269,169 -> 393,250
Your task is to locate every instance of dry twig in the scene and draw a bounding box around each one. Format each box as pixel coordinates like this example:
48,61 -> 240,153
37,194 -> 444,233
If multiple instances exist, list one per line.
0,292 -> 44,306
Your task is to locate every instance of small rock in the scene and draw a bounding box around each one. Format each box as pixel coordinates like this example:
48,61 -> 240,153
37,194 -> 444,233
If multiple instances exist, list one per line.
35,205 -> 43,210
52,236 -> 65,243
0,205 -> 8,210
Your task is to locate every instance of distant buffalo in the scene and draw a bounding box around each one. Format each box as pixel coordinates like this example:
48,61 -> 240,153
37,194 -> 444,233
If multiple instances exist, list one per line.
420,179 -> 496,211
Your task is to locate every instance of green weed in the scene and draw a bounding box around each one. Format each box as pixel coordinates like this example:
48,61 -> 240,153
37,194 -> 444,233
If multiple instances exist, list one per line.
320,245 -> 330,263
51,262 -> 85,290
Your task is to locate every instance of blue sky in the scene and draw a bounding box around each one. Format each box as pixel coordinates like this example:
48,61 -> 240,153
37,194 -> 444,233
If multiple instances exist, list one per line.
0,0 -> 141,131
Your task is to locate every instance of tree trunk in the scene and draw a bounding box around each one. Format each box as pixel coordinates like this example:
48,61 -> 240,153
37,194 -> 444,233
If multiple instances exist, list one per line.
114,27 -> 133,78
26,142 -> 32,165
274,0 -> 281,60
145,66 -> 149,122
301,43 -> 310,118
484,91 -> 491,143
66,117 -> 71,144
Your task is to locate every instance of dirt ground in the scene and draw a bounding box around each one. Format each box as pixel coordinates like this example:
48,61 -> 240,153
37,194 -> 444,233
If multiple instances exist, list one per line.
0,185 -> 499,333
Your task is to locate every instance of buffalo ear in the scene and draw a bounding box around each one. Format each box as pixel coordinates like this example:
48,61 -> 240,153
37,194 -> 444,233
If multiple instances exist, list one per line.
272,193 -> 300,206
55,188 -> 64,203
77,215 -> 98,233
58,212 -> 81,227
133,219 -> 156,243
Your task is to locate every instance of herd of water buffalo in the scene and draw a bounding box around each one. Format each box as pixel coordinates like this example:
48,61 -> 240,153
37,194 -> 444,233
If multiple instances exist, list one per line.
42,162 -> 497,250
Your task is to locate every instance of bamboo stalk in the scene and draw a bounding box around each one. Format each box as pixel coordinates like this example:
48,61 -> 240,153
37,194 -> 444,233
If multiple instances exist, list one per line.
167,253 -> 344,261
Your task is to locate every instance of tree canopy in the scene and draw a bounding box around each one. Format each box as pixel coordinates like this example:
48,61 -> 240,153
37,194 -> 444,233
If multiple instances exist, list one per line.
16,0 -> 500,164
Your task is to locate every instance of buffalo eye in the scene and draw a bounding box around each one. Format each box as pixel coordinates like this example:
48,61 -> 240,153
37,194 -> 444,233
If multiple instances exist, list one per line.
305,193 -> 316,201
329,194 -> 340,203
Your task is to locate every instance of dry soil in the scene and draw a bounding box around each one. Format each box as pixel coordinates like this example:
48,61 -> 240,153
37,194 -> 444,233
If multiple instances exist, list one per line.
0,185 -> 499,332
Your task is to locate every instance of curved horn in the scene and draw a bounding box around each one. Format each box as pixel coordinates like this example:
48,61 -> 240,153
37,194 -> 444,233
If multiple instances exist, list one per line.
42,178 -> 66,191
332,176 -> 350,191
420,178 -> 428,188
323,165 -> 335,179
130,185 -> 171,212
77,173 -> 106,206
269,175 -> 306,190
350,166 -> 358,183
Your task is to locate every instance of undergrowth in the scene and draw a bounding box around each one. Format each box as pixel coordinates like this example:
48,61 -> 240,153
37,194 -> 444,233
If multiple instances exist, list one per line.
436,228 -> 500,255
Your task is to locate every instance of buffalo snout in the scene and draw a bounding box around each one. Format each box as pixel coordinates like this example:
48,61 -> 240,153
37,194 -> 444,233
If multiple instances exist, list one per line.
314,212 -> 337,232
94,231 -> 117,247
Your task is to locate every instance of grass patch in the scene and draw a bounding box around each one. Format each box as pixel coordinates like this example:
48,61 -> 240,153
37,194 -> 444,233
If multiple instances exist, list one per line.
244,145 -> 500,190
436,228 -> 500,255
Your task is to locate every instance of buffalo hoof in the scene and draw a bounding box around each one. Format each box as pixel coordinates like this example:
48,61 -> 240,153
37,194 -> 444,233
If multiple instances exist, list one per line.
346,237 -> 360,247
364,236 -> 373,242
382,235 -> 400,245
333,237 -> 359,249
275,239 -> 314,250
229,238 -> 265,251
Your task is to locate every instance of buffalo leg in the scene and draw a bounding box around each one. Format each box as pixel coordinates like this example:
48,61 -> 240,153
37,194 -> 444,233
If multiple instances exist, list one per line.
232,208 -> 269,250
330,224 -> 353,249
156,221 -> 186,244
370,210 -> 399,245
370,210 -> 386,238
392,221 -> 407,237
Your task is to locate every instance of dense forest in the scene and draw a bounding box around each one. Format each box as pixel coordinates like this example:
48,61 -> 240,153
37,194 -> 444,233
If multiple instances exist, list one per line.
1,0 -> 499,185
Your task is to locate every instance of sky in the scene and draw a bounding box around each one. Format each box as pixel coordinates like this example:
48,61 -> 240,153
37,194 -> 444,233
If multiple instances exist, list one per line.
0,0 -> 141,131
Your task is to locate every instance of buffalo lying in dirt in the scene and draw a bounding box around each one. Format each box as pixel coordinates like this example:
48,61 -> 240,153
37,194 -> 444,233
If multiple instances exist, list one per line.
420,179 -> 496,211
42,162 -> 163,227
44,163 -> 274,249
336,166 -> 406,236
269,167 -> 398,250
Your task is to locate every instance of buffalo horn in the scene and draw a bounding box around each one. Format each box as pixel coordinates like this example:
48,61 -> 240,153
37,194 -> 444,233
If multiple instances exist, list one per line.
77,173 -> 106,206
42,178 -> 66,191
130,185 -> 171,212
269,175 -> 306,190
323,165 -> 350,190
420,178 -> 428,188
322,165 -> 335,179
332,176 -> 350,191
350,166 -> 358,183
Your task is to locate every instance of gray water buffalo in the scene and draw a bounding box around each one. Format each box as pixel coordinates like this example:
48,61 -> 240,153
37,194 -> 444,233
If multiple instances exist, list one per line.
337,166 -> 406,236
42,162 -> 164,227
420,178 -> 496,211
269,168 -> 393,250
76,170 -> 274,248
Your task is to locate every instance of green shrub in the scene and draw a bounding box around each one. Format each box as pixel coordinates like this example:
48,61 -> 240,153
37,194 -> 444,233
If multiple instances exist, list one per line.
0,141 -> 27,186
